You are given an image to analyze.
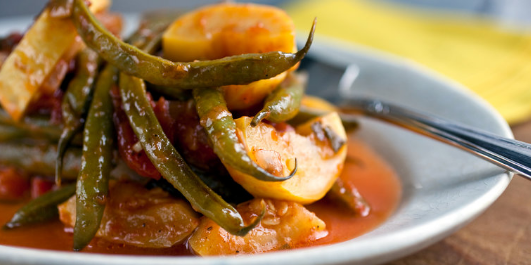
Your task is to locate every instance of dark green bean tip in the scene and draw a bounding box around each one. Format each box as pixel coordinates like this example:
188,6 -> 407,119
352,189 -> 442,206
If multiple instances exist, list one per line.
73,241 -> 84,252
250,157 -> 297,182
296,17 -> 317,62
2,222 -> 21,230
234,199 -> 267,237
3,184 -> 76,230
256,165 -> 295,181
250,111 -> 270,127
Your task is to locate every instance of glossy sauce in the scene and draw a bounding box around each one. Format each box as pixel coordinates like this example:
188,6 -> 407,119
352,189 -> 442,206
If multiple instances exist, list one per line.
0,137 -> 401,255
308,137 -> 401,246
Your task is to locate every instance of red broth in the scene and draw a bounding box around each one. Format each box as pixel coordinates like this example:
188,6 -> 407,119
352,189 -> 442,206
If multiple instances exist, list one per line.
0,137 -> 401,255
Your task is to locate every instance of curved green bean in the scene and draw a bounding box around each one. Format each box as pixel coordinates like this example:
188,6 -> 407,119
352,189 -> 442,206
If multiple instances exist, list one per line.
119,73 -> 260,236
73,65 -> 117,251
252,72 -> 307,126
3,184 -> 76,229
193,88 -> 297,181
70,0 -> 316,88
57,48 -> 100,186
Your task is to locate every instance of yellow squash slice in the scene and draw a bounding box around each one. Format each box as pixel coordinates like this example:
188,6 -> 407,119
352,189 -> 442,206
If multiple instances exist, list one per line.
0,0 -> 110,121
162,3 -> 297,110
226,112 -> 347,204
189,198 -> 327,255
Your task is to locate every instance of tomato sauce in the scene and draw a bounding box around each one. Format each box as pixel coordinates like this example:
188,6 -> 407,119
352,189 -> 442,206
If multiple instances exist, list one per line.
0,137 -> 401,255
308,137 -> 401,246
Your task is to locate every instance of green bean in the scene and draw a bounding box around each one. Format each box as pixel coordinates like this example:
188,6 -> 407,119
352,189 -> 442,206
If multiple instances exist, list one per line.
64,49 -> 101,116
73,65 -> 117,251
119,73 -> 260,236
193,88 -> 297,181
57,48 -> 100,186
0,142 -> 140,181
0,124 -> 22,142
329,179 -> 370,217
129,23 -> 193,100
0,142 -> 81,179
0,110 -> 76,143
0,122 -> 83,145
0,123 -> 62,143
252,72 -> 307,126
3,184 -> 76,229
70,0 -> 316,88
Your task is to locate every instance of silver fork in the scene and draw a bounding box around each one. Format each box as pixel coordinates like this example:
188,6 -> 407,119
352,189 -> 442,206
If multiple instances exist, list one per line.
337,64 -> 531,180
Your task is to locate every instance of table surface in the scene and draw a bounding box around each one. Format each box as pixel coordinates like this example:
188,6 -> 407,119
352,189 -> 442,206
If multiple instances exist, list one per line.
387,122 -> 531,265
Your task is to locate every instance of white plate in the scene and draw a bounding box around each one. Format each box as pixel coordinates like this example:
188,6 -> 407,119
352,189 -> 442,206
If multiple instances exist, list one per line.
0,15 -> 512,265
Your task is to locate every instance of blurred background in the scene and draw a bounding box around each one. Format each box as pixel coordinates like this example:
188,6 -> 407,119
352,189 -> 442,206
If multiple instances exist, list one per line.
2,0 -> 531,27
0,0 -> 530,124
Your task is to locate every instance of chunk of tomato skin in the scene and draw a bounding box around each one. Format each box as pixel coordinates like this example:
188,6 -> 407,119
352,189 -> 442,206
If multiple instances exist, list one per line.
25,88 -> 64,125
0,167 -> 30,202
31,176 -> 55,199
110,86 -> 161,180
170,100 -> 221,171
0,32 -> 23,52
153,97 -> 175,143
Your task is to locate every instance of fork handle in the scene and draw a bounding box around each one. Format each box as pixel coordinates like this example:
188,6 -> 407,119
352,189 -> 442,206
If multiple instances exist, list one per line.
342,98 -> 531,180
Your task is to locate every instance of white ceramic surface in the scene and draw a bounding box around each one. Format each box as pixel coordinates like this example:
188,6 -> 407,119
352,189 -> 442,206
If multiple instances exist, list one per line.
0,16 -> 512,265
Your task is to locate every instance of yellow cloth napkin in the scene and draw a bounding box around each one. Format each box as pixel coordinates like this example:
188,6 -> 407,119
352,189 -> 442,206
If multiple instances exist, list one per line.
284,0 -> 531,124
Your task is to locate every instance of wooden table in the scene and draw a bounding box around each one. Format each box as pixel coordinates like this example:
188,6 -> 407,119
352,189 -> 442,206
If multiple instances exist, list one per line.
387,122 -> 531,265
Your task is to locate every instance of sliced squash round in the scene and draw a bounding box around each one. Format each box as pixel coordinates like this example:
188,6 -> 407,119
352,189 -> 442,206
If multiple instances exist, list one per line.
225,112 -> 347,204
162,3 -> 298,110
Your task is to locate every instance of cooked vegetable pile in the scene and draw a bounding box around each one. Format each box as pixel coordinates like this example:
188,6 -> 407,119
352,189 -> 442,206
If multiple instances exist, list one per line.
0,0 -> 367,255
